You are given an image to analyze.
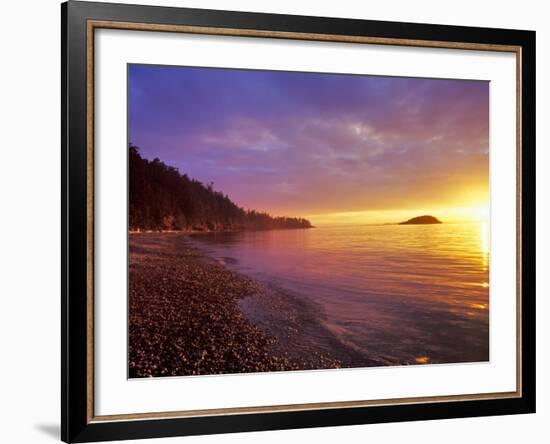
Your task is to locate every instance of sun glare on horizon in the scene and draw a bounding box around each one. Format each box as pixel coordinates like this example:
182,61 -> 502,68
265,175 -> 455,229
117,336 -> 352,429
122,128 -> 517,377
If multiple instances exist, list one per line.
305,204 -> 490,226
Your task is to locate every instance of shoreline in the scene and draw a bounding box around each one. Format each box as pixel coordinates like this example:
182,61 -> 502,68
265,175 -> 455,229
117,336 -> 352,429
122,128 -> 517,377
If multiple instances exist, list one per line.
129,226 -> 315,235
129,232 -> 343,378
129,231 -> 487,376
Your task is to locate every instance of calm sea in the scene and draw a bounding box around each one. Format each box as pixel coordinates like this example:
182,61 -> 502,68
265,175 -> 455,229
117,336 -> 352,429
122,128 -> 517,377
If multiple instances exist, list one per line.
191,222 -> 489,366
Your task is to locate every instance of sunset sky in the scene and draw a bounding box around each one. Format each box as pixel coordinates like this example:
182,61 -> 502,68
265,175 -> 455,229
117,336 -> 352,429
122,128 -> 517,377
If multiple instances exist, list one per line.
129,64 -> 489,225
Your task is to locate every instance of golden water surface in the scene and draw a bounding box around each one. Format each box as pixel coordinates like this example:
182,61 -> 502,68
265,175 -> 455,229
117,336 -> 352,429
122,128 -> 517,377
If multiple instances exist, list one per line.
193,222 -> 489,366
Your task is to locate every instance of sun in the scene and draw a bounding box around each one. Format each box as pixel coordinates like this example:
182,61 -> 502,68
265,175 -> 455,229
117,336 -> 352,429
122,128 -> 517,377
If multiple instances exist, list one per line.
471,206 -> 490,222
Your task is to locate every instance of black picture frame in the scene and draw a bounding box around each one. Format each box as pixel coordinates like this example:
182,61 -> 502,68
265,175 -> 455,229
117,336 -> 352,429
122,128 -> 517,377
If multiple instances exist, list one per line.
61,1 -> 536,442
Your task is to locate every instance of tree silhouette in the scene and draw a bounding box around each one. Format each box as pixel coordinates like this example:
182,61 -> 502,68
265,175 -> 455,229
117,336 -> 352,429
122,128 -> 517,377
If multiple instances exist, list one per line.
129,144 -> 313,232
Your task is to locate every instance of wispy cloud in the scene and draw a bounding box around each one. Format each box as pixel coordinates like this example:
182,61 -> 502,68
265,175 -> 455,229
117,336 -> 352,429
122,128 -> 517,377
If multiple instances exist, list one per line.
129,65 -> 489,217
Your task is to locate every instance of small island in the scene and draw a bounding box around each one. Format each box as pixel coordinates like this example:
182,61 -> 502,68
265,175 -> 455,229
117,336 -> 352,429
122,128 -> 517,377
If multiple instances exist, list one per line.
399,215 -> 442,225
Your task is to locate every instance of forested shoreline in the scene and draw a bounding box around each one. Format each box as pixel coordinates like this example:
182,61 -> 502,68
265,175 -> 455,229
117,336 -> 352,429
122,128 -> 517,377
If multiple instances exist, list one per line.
129,145 -> 313,232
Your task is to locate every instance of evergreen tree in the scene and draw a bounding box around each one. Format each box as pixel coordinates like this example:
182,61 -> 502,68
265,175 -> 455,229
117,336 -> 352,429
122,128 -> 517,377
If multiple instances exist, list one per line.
129,144 -> 313,232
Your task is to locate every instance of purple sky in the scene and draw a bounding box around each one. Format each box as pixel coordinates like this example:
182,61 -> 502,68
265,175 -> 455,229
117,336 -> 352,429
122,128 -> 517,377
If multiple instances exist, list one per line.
129,64 -> 489,219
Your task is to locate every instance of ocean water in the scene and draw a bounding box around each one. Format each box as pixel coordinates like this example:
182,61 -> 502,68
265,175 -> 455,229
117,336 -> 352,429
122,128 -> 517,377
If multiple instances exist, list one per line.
191,222 -> 489,366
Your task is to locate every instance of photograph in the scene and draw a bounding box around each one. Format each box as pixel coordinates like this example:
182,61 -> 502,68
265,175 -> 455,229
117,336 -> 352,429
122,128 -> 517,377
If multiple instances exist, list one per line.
54,1 -> 537,441
127,64 -> 490,378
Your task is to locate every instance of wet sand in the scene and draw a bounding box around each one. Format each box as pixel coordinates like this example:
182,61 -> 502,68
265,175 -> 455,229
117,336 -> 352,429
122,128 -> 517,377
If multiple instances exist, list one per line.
129,233 -> 349,378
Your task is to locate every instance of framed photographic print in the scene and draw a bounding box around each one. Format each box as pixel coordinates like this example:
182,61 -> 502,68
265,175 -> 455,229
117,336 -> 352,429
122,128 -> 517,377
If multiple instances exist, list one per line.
61,1 -> 536,442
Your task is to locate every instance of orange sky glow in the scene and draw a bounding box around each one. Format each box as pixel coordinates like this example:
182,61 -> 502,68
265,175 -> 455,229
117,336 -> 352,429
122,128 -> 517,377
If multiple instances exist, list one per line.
130,66 -> 489,225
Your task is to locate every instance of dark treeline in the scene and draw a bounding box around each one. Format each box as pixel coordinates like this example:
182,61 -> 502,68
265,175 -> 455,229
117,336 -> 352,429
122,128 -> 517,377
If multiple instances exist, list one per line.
129,145 -> 313,232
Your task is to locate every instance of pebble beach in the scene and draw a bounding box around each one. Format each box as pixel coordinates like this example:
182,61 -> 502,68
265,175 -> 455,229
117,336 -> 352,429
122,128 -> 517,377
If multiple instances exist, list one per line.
128,233 -> 343,378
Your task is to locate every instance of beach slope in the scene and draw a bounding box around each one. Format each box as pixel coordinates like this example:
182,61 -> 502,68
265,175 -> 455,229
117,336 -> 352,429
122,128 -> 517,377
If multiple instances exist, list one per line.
129,233 -> 341,377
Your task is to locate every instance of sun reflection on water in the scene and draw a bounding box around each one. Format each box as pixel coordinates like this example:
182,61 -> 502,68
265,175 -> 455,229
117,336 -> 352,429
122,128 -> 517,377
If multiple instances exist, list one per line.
481,222 -> 489,272
195,221 -> 490,364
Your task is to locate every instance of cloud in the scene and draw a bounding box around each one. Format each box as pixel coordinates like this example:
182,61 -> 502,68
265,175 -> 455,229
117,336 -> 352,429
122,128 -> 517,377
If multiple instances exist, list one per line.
129,65 -> 489,216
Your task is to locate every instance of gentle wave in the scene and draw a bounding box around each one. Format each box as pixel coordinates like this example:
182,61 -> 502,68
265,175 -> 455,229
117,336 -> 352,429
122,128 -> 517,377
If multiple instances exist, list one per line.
190,222 -> 489,366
